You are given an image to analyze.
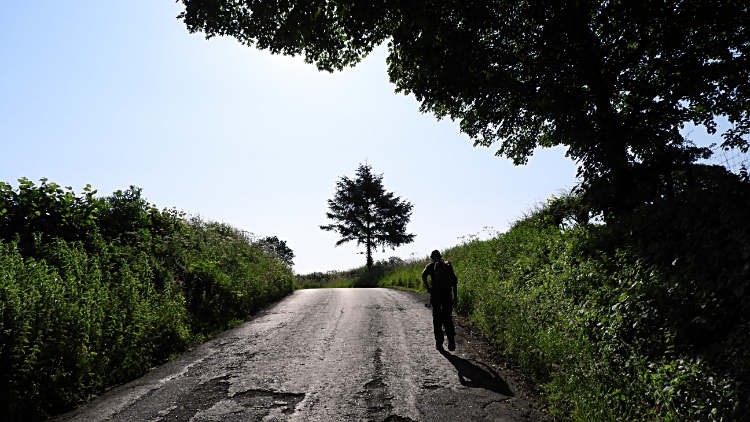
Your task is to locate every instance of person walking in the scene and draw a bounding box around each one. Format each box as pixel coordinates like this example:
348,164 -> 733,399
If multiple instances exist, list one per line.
422,250 -> 458,351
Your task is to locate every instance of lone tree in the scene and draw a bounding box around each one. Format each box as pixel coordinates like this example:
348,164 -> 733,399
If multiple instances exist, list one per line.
320,163 -> 414,271
180,0 -> 749,216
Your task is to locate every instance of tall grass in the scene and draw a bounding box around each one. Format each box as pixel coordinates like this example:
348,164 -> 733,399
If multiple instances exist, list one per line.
0,180 -> 294,421
374,254 -> 429,291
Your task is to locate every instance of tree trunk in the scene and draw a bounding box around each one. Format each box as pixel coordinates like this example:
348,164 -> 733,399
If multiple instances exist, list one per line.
366,236 -> 373,272
365,209 -> 373,271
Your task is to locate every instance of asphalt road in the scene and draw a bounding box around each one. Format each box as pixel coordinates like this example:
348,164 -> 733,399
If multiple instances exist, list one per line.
53,288 -> 547,422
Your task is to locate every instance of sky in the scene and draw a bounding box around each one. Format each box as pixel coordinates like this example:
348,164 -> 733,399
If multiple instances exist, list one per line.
0,1 -> 726,274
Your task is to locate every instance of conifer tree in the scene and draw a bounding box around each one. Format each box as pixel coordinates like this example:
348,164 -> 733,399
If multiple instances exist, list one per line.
320,163 -> 415,271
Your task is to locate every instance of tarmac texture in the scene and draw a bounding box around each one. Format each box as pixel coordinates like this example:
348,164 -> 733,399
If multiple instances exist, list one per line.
53,288 -> 548,422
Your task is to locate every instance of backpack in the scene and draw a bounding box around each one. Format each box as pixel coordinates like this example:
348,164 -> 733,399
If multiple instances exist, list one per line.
432,260 -> 457,291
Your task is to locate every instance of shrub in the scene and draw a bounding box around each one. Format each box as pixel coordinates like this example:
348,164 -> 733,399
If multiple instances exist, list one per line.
0,179 -> 293,421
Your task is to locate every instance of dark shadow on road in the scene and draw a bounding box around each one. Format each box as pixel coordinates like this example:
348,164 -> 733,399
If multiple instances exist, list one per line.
439,350 -> 514,396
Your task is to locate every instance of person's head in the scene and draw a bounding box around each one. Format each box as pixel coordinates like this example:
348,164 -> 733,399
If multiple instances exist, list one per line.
430,250 -> 442,262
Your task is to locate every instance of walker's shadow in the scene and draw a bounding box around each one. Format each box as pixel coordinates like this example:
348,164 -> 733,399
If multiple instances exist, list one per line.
440,350 -> 514,396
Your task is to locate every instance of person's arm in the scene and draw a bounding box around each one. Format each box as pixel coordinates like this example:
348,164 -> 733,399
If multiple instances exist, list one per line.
421,265 -> 431,292
448,262 -> 458,308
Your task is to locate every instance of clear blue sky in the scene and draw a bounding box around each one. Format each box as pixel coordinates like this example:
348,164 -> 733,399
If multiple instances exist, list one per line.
0,1 -> 723,274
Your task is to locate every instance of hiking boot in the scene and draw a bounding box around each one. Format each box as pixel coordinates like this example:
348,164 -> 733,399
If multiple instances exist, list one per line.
436,341 -> 444,351
448,338 -> 456,351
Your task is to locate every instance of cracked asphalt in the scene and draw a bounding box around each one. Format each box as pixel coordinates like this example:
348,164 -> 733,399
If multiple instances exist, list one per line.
52,288 -> 548,422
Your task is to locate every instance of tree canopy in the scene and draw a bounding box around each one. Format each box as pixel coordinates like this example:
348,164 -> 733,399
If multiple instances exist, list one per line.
320,163 -> 414,270
179,0 -> 750,214
260,236 -> 295,267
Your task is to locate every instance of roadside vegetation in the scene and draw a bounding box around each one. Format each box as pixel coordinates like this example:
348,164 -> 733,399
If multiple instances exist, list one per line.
0,178 -> 294,421
371,165 -> 750,421
295,256 -> 407,289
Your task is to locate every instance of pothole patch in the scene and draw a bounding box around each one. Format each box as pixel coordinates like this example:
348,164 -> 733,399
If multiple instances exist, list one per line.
163,376 -> 232,422
160,376 -> 304,422
232,389 -> 305,415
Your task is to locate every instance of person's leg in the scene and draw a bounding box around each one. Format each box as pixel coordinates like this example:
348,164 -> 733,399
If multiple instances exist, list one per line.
432,305 -> 445,350
444,311 -> 456,351
435,295 -> 455,351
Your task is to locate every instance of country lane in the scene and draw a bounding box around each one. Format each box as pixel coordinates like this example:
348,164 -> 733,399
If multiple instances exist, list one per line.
52,288 -> 547,422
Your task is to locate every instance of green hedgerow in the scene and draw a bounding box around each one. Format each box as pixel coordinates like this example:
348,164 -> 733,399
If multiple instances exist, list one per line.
0,179 -> 294,421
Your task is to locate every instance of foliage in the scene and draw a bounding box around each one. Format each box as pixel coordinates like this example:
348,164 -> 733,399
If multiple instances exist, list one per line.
370,168 -> 749,421
178,0 -> 750,215
259,235 -> 295,267
294,268 -> 360,289
0,179 -> 294,421
0,178 -> 100,255
320,163 -> 414,270
295,256 -> 408,289
374,254 -> 430,292
179,218 -> 294,335
0,240 -> 191,419
509,188 -> 594,231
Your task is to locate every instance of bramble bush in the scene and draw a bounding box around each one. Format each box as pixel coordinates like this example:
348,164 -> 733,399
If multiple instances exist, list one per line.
375,165 -> 749,421
0,178 -> 294,421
